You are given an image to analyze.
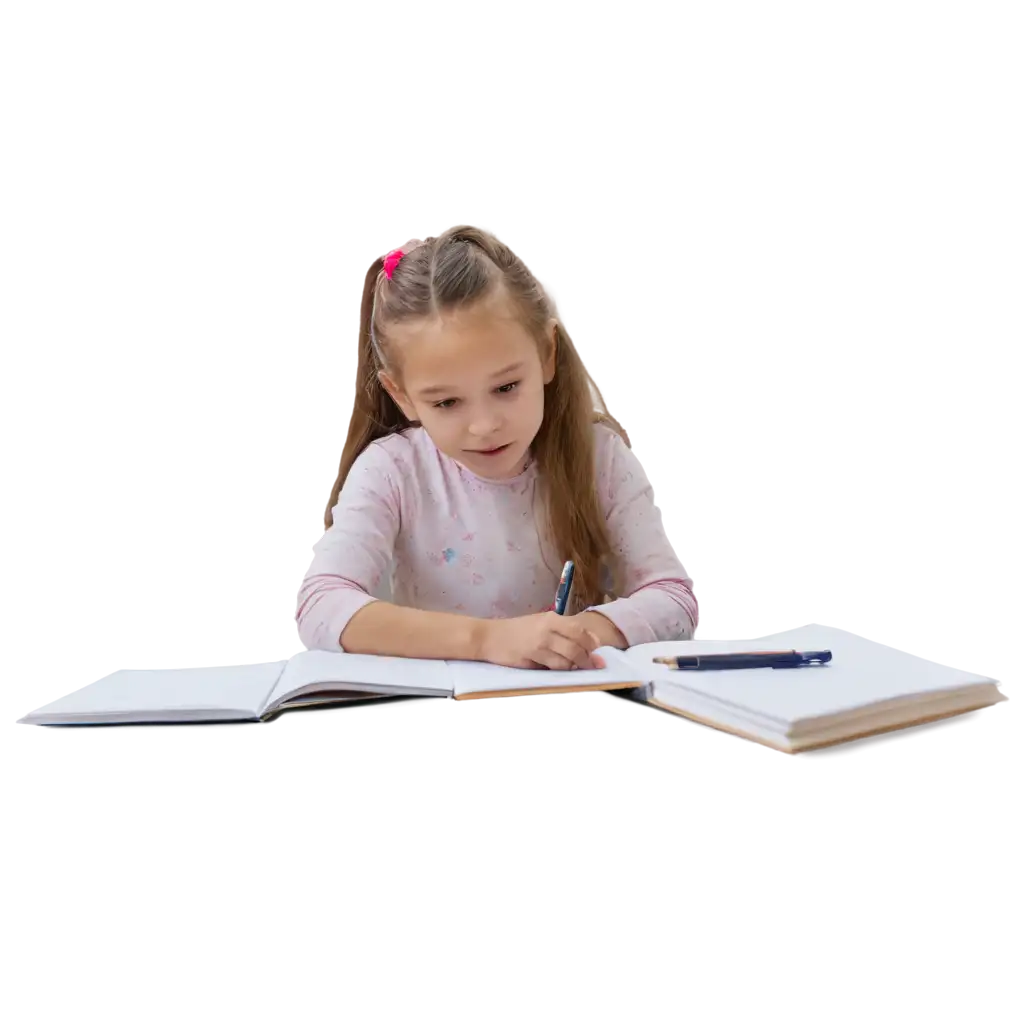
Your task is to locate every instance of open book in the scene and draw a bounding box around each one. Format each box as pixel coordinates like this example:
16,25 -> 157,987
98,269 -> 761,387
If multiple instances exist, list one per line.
18,624 -> 1006,750
17,647 -> 644,725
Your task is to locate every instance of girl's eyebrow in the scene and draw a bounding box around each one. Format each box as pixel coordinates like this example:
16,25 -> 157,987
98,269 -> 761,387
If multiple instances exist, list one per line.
491,360 -> 524,376
418,362 -> 524,397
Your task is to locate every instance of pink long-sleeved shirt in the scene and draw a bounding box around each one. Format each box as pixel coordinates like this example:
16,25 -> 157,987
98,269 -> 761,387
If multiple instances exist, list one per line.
295,422 -> 698,652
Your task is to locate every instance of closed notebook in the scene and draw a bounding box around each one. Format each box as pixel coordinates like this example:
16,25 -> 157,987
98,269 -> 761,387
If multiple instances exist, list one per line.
17,648 -> 644,726
619,623 -> 1007,753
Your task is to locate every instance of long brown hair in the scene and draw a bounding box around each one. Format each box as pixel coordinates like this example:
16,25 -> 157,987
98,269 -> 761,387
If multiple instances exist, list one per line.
324,225 -> 630,609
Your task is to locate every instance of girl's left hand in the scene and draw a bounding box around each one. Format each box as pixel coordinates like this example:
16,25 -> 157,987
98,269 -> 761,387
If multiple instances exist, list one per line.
567,611 -> 628,650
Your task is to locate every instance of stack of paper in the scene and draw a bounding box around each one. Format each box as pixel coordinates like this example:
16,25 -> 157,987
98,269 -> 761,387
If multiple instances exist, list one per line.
621,624 -> 1005,753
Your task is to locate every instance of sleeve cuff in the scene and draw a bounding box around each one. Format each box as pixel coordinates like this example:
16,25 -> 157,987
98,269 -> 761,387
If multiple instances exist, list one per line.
583,598 -> 659,648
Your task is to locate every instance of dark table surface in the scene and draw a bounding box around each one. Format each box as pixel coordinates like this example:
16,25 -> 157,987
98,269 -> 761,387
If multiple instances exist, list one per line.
37,688 -> 1024,761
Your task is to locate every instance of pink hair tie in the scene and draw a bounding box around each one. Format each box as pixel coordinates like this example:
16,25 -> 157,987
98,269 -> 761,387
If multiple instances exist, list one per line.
382,248 -> 405,281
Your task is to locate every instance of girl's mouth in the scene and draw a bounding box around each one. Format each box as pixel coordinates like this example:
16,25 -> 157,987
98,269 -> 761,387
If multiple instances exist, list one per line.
473,443 -> 511,456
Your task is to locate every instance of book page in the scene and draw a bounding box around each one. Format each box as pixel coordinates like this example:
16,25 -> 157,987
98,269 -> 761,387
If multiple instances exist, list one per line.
446,647 -> 641,698
806,618 -> 1024,675
20,660 -> 288,724
265,649 -> 454,712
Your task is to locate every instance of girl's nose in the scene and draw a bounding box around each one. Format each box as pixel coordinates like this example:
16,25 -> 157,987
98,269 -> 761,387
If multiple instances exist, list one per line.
468,413 -> 503,437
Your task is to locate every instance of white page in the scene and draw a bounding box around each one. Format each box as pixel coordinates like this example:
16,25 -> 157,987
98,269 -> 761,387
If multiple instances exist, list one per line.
264,649 -> 454,712
446,648 -> 641,697
643,618 -> 995,733
802,614 -> 1024,679
19,661 -> 288,724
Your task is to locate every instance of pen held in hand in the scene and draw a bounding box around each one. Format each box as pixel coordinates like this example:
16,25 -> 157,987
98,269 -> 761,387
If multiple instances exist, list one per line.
653,649 -> 833,670
552,560 -> 575,615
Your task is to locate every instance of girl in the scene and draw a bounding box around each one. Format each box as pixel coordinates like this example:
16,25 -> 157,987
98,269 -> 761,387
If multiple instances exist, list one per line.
296,225 -> 698,671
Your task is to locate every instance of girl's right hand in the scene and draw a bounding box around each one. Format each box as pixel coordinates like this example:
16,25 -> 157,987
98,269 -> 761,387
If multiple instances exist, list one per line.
478,612 -> 607,671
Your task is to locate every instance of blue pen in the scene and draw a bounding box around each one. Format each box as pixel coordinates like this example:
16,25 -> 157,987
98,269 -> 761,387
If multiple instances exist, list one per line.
652,649 -> 833,670
552,560 -> 575,614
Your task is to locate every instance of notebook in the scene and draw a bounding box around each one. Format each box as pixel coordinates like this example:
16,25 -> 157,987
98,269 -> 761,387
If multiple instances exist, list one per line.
17,647 -> 644,725
619,623 -> 1007,753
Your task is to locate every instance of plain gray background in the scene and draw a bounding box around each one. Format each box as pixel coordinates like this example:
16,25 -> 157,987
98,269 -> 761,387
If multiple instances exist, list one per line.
2,2 -> 1021,1021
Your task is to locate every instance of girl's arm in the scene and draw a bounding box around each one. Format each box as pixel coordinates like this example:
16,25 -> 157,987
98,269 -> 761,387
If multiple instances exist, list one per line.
299,438 -> 488,659
339,601 -> 488,660
582,427 -> 700,646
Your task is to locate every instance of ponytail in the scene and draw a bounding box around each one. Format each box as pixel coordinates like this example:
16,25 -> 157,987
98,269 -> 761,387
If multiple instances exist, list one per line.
321,251 -> 413,532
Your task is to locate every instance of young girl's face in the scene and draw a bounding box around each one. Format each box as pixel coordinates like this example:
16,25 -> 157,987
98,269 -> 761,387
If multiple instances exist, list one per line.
379,292 -> 556,480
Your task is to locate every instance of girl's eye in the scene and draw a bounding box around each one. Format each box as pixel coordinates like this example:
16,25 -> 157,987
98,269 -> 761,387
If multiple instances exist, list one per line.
432,380 -> 516,407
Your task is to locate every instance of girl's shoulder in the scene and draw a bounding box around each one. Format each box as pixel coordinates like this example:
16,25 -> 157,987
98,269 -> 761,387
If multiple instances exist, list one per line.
591,416 -> 632,462
592,417 -> 624,439
590,418 -> 650,499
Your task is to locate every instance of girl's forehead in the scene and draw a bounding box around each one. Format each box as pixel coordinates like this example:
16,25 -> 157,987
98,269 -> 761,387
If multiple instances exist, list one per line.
394,307 -> 538,382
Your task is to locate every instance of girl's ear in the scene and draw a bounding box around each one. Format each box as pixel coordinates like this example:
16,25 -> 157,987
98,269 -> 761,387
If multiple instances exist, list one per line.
542,319 -> 558,384
378,370 -> 417,422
